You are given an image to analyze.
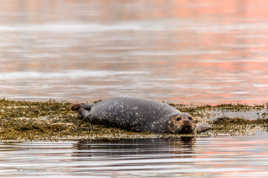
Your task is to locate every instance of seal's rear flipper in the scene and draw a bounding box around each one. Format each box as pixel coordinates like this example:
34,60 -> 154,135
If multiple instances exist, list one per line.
71,104 -> 81,111
71,103 -> 92,111
80,103 -> 92,111
71,103 -> 92,120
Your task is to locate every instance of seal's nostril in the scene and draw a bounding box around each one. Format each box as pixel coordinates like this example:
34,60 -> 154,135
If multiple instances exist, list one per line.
183,120 -> 190,125
176,117 -> 181,121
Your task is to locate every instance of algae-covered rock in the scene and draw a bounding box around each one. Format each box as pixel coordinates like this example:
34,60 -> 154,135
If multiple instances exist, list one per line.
0,99 -> 267,140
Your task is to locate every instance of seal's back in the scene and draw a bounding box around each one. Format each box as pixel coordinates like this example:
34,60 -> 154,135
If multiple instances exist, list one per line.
88,97 -> 180,132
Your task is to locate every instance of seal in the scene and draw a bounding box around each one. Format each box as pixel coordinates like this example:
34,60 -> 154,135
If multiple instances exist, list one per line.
71,97 -> 210,134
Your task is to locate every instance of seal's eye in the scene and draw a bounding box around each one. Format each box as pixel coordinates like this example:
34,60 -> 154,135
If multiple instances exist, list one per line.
188,117 -> 193,120
176,117 -> 181,121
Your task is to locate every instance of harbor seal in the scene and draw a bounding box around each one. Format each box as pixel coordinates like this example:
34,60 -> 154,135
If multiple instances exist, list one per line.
71,97 -> 210,134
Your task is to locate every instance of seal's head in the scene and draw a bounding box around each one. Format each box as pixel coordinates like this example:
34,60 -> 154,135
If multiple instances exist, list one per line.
168,113 -> 195,134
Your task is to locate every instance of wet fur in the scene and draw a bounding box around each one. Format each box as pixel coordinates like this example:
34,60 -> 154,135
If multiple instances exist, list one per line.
72,97 -> 197,134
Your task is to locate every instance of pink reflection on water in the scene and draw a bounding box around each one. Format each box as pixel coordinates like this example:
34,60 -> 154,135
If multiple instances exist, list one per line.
194,137 -> 268,177
0,0 -> 268,104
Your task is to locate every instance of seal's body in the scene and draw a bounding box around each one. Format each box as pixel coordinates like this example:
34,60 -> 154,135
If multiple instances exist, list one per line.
72,97 -> 206,134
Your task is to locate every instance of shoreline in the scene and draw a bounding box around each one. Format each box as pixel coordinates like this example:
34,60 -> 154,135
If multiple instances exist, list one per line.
0,99 -> 267,141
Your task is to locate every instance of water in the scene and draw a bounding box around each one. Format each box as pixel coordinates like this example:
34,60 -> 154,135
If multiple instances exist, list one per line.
0,0 -> 268,104
1,1 -> 268,177
0,137 -> 267,177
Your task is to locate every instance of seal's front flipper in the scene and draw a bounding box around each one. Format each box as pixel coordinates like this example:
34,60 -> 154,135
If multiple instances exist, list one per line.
196,123 -> 211,133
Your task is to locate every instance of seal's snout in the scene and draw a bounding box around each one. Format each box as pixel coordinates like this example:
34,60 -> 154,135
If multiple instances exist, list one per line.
183,119 -> 191,126
71,104 -> 81,111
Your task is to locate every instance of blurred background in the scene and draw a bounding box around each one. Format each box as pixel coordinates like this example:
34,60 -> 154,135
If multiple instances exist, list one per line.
1,0 -> 268,104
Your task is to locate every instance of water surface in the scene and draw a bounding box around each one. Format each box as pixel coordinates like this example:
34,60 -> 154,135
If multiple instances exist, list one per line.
0,0 -> 268,104
0,137 -> 268,177
0,2 -> 267,177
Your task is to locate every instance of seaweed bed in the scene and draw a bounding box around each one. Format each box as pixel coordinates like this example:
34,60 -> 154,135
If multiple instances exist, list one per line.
0,99 -> 268,141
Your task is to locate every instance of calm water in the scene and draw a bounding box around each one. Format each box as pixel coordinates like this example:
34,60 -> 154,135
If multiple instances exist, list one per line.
1,1 -> 268,177
0,137 -> 267,178
0,0 -> 268,104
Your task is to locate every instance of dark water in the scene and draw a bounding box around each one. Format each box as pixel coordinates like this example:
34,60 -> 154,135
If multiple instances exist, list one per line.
0,137 -> 267,177
0,0 -> 268,104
